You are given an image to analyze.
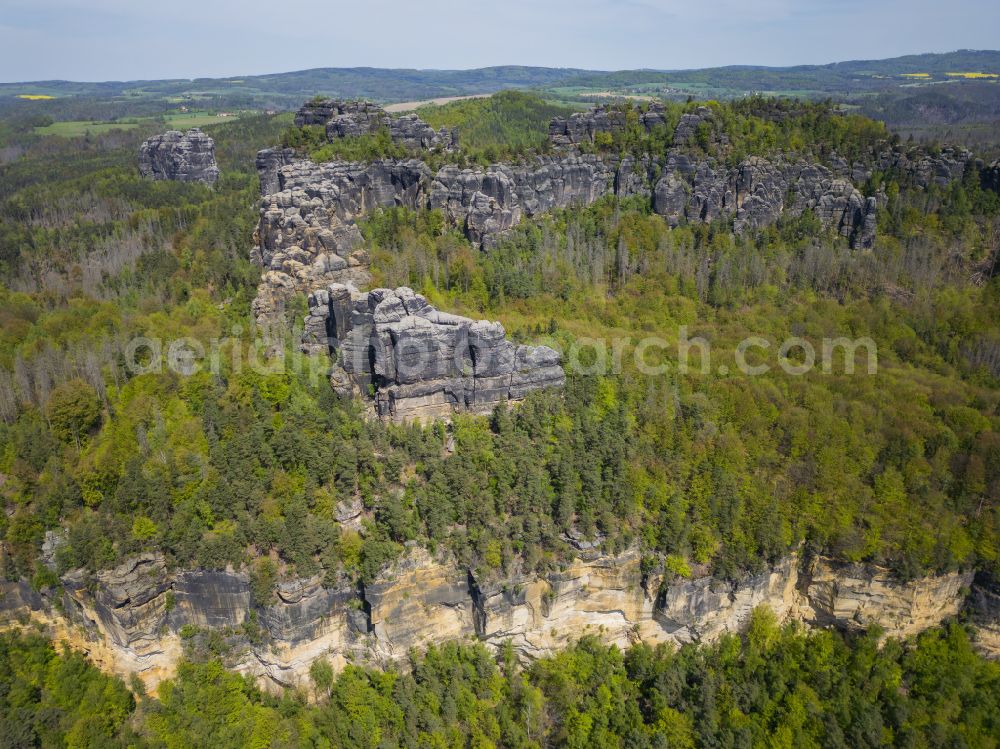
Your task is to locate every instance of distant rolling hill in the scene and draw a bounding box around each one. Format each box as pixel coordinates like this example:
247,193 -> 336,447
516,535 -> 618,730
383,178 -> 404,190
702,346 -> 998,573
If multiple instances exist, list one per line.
0,66 -> 601,109
1,52 -> 998,147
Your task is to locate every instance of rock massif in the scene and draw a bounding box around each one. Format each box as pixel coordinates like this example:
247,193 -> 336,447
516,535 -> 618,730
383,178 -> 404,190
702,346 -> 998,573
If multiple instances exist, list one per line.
249,152 -> 618,325
302,284 -> 564,421
295,99 -> 457,151
653,154 -> 878,246
2,549 -> 989,693
548,101 -> 668,146
251,102 -> 896,328
138,128 -> 219,184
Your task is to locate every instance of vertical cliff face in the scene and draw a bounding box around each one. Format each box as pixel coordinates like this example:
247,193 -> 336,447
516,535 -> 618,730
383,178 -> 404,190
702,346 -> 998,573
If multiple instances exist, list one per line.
301,284 -> 565,421
967,573 -> 1000,658
139,129 -> 220,184
801,557 -> 974,637
548,102 -> 668,147
2,549 -> 990,694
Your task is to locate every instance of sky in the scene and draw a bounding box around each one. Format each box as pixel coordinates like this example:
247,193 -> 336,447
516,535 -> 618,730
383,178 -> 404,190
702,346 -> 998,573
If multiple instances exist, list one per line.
1,0 -> 998,82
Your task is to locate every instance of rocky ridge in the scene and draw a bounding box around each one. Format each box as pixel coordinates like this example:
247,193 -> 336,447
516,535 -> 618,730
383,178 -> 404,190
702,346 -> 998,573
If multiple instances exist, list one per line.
548,101 -> 668,146
301,284 -> 564,421
251,102 -> 904,327
1,550 -> 990,693
249,151 -> 619,326
295,99 -> 457,151
138,128 -> 219,184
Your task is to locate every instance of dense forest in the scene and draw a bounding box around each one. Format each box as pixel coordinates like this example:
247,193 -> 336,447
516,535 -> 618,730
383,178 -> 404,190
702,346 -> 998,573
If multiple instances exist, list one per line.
0,87 -> 998,745
1,94 -> 998,591
2,616 -> 998,748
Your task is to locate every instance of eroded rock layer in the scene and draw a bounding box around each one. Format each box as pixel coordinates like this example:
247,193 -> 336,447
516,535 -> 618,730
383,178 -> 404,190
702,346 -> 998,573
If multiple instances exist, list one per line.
302,284 -> 564,422
2,550 -> 989,694
139,128 -> 219,184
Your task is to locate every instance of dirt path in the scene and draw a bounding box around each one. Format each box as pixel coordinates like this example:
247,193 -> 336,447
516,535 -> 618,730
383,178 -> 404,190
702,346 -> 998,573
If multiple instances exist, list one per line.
384,94 -> 491,112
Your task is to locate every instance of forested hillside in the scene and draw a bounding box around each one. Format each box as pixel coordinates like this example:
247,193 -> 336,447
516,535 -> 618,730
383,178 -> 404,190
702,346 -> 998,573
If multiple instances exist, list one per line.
1,93 -> 998,589
0,86 -> 998,745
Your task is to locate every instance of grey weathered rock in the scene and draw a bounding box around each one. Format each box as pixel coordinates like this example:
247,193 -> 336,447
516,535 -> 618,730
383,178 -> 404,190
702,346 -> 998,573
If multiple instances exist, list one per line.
303,284 -> 564,421
652,172 -> 689,226
655,154 -> 878,249
295,99 -> 456,151
250,153 -> 619,325
138,128 -> 219,184
967,573 -> 1000,659
255,147 -> 296,195
875,144 -> 970,188
548,102 -> 669,147
672,105 -> 714,146
983,160 -> 1000,194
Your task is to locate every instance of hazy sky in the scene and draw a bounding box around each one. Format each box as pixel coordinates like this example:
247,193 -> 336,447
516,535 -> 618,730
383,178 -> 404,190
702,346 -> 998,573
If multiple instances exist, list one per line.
2,0 -> 998,82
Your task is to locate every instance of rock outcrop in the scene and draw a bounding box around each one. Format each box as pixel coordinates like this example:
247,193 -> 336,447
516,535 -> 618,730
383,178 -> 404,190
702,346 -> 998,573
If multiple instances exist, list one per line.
249,153 -> 618,325
801,557 -> 973,638
654,154 -> 878,249
983,160 -> 1000,194
548,102 -> 668,147
255,147 -> 297,196
251,147 -> 878,325
967,572 -> 1000,659
252,102 -> 895,326
138,128 -> 219,184
3,549 -> 990,694
295,99 -> 456,151
302,284 -> 564,421
254,102 -> 980,323
248,100 -> 977,417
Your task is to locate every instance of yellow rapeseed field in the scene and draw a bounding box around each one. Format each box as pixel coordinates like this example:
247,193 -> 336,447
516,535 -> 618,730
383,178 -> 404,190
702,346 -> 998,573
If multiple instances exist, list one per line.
944,72 -> 999,79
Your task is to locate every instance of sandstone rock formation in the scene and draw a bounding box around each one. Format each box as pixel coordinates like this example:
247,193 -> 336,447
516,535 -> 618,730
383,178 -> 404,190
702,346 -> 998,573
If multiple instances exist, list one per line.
248,100 -> 975,417
968,573 -> 1000,658
255,147 -> 296,196
801,557 -> 973,638
249,153 -> 618,325
295,99 -> 457,151
138,128 -> 219,184
654,153 -> 879,248
254,102 -> 979,325
2,549 -> 989,694
251,145 -> 879,328
548,101 -> 668,147
672,106 -> 712,145
302,284 -> 564,422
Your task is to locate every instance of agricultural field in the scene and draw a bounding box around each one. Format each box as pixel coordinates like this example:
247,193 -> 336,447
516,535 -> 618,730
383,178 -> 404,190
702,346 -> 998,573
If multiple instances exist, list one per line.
34,110 -> 253,137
